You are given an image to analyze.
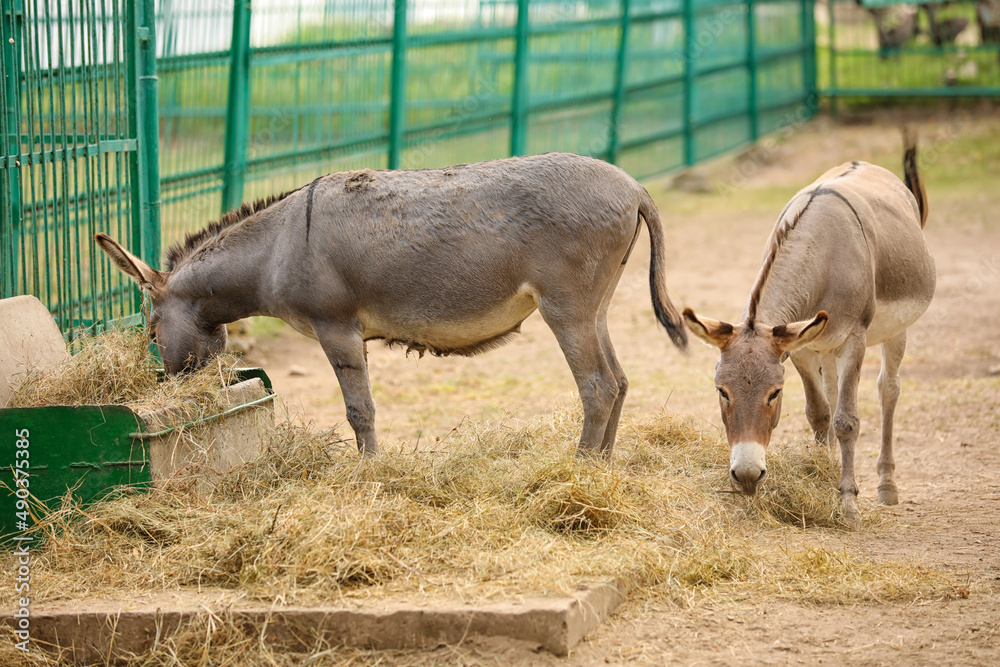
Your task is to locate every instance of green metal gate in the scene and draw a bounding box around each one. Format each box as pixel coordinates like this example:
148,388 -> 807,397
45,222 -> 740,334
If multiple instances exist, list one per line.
0,0 -> 160,335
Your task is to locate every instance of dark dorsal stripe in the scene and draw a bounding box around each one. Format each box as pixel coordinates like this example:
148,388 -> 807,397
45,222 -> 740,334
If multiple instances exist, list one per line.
165,188 -> 301,271
745,163 -> 861,327
305,177 -> 319,243
815,187 -> 872,257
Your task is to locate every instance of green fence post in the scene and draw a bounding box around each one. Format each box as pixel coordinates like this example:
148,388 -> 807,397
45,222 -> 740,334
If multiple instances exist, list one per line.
746,0 -> 758,142
1,0 -> 23,298
510,0 -> 530,157
827,0 -> 837,116
803,0 -> 817,110
682,0 -> 695,166
388,0 -> 408,169
608,0 -> 631,165
137,0 -> 161,269
222,0 -> 252,214
125,0 -> 144,315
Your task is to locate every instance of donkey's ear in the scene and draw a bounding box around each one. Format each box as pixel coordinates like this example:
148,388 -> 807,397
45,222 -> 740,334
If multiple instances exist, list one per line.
683,308 -> 735,349
772,311 -> 828,353
95,233 -> 165,294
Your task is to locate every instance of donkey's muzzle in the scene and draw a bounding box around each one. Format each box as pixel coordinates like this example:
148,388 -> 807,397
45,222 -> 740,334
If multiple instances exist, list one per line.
730,442 -> 767,496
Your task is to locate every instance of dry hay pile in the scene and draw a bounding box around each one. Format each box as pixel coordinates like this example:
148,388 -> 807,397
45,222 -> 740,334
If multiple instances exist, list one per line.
0,329 -> 951,665
8,407 -> 941,607
6,326 -> 244,417
3,410 -> 951,665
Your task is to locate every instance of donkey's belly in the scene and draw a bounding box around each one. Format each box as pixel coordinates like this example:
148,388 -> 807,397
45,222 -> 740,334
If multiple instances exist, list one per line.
865,297 -> 931,346
358,283 -> 540,354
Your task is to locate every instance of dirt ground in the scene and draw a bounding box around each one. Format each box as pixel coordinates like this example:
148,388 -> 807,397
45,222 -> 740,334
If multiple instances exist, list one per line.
240,112 -> 1000,665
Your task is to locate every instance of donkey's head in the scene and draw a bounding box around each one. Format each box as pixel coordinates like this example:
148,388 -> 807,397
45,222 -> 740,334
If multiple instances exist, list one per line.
682,308 -> 828,495
95,234 -> 227,374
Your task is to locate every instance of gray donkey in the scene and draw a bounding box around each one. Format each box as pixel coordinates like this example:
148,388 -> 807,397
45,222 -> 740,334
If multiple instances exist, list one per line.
683,132 -> 934,526
97,153 -> 688,458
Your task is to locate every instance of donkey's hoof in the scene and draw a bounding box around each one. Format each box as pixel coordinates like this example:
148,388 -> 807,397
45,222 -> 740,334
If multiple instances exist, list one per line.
357,443 -> 379,459
842,498 -> 862,530
877,485 -> 899,506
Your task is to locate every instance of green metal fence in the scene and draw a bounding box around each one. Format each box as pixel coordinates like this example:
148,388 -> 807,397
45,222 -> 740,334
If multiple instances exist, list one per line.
0,0 -> 160,334
157,0 -> 818,247
4,0 -> 816,333
820,0 -> 1000,100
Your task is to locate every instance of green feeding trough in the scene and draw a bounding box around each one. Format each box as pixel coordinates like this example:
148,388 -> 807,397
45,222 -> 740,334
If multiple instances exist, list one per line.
0,296 -> 275,544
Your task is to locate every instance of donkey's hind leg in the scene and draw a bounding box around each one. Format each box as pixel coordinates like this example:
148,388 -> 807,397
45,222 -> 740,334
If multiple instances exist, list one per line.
596,266 -> 629,458
596,325 -> 628,459
876,331 -> 907,505
539,297 -> 619,459
313,319 -> 378,456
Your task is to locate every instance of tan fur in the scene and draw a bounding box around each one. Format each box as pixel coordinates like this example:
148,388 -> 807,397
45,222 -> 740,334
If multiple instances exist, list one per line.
684,136 -> 935,526
746,162 -> 861,327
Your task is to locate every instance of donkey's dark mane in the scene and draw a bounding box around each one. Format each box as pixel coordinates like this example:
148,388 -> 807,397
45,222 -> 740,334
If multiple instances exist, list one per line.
745,162 -> 862,326
746,190 -> 815,327
165,188 -> 300,271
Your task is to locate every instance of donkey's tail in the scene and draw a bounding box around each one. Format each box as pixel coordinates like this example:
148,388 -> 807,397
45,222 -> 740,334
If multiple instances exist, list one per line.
638,189 -> 688,352
902,126 -> 929,228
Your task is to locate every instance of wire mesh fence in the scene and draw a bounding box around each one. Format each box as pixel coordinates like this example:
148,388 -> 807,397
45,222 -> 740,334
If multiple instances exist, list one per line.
1,0 -> 158,334
819,0 -> 1000,100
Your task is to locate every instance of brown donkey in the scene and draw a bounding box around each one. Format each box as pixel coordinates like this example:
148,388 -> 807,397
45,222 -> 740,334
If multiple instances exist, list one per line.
683,132 -> 935,526
97,153 -> 687,458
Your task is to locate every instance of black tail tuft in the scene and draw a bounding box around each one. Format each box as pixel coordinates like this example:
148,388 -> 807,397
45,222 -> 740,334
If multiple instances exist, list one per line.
902,126 -> 928,228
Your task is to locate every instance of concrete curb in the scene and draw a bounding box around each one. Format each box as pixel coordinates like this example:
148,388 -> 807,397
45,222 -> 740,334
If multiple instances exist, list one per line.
9,580 -> 627,661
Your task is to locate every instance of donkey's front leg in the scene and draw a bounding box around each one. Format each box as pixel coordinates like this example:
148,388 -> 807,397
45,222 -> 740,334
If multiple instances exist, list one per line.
313,319 -> 378,456
790,350 -> 831,444
833,335 -> 867,528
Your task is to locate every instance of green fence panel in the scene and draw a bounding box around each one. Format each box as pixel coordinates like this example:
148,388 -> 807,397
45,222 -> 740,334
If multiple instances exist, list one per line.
402,0 -> 513,169
388,0 -> 408,168
1,0 -> 158,335
154,0 -> 234,246
4,1 -> 818,335
820,0 -> 1000,100
221,0 -> 252,213
158,0 -> 817,249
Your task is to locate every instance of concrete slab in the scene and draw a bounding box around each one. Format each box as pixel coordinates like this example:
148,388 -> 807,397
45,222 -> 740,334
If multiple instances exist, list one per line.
7,581 -> 627,662
0,295 -> 70,407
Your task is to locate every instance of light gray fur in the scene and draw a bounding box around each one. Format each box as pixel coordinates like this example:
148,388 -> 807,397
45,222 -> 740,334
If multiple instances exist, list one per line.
97,152 -> 687,458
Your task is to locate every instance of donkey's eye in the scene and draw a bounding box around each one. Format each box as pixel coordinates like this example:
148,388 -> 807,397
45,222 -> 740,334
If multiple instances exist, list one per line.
717,387 -> 730,404
767,388 -> 782,406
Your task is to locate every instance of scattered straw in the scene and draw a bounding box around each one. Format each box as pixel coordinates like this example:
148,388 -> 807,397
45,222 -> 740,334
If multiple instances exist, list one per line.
0,329 -> 952,663
737,441 -> 891,530
5,406 -> 946,612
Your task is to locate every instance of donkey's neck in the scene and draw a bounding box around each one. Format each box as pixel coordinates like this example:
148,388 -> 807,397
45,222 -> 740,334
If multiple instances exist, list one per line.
171,223 -> 278,326
742,240 -> 824,329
